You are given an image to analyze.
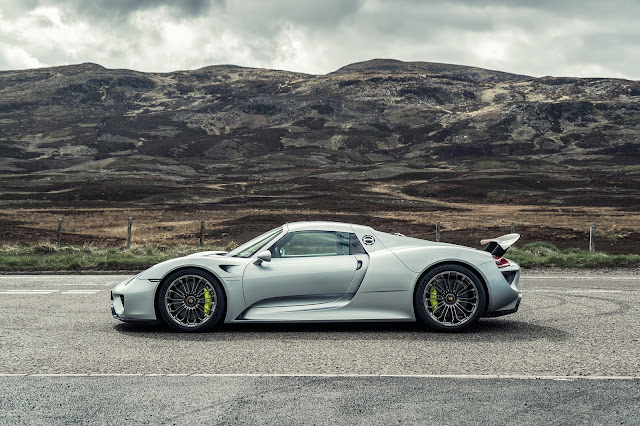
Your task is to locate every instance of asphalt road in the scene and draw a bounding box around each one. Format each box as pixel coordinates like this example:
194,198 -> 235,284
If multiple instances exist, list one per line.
0,376 -> 638,425
0,273 -> 639,424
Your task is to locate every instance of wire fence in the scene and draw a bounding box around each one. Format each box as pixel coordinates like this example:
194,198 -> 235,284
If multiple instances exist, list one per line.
51,217 -> 603,253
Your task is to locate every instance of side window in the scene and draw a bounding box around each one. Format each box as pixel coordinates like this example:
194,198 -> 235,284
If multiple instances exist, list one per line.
349,233 -> 367,255
272,231 -> 350,258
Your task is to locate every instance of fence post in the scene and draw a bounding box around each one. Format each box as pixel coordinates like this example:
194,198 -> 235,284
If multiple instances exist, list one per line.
56,218 -> 63,246
200,220 -> 205,246
126,217 -> 132,249
510,221 -> 515,234
589,223 -> 596,253
435,221 -> 440,242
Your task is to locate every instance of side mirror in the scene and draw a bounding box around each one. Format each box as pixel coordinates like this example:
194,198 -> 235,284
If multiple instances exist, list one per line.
254,250 -> 272,265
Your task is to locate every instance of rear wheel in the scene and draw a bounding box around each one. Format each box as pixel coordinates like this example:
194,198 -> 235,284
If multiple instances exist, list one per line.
414,264 -> 486,332
157,268 -> 226,332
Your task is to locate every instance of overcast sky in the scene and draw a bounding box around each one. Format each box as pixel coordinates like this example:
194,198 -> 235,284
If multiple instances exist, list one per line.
0,0 -> 638,79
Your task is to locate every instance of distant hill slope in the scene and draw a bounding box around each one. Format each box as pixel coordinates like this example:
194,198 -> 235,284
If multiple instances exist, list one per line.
0,59 -> 639,209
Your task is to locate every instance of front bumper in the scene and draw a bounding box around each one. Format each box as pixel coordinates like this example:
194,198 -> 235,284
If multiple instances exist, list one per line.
110,275 -> 159,323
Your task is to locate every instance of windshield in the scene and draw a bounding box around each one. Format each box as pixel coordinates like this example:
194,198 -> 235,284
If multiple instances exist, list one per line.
226,227 -> 283,258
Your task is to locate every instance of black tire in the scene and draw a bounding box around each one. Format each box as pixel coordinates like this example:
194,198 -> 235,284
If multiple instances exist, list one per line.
414,264 -> 486,332
156,268 -> 226,332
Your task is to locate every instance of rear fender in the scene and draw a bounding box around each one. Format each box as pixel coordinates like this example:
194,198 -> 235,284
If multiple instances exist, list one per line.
388,245 -> 494,277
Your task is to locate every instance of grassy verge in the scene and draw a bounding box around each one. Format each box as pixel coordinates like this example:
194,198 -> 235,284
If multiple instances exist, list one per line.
0,243 -> 232,272
508,242 -> 640,268
0,241 -> 638,272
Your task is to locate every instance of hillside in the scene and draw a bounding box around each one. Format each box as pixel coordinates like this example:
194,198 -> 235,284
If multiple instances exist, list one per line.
0,59 -> 639,250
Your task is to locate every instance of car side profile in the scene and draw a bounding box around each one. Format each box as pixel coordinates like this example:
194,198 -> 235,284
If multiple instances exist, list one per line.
111,221 -> 521,332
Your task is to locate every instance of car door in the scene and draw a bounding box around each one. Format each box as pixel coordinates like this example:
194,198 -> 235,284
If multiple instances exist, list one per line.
242,231 -> 359,307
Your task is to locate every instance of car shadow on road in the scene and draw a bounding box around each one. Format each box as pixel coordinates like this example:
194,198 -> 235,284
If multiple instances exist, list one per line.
114,318 -> 569,342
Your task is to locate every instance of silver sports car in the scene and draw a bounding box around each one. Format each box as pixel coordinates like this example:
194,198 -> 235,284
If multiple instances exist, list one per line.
111,221 -> 521,332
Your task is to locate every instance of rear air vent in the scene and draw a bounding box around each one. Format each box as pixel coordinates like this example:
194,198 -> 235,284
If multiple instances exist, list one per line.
501,271 -> 517,285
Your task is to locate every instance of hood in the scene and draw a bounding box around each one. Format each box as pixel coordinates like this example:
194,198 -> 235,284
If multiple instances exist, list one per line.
185,251 -> 228,257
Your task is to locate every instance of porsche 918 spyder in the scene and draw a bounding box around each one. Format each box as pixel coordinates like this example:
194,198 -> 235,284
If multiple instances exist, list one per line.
111,221 -> 521,332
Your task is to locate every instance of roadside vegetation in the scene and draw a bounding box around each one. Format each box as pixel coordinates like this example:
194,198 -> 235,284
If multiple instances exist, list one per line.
0,243 -> 233,272
508,242 -> 640,268
0,241 -> 638,272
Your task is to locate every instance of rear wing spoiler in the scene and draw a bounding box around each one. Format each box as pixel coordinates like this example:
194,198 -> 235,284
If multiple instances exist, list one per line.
481,233 -> 520,257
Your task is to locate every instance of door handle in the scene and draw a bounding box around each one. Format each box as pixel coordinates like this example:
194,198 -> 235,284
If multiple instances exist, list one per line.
356,260 -> 363,270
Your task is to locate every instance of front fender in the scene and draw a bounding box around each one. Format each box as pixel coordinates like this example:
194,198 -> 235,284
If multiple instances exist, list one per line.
138,255 -> 251,323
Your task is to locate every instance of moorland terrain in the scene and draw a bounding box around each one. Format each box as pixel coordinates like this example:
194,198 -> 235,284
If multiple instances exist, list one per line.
0,59 -> 638,253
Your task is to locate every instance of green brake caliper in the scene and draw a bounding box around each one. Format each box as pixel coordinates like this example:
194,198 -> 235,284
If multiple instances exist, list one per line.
429,287 -> 438,312
204,287 -> 212,315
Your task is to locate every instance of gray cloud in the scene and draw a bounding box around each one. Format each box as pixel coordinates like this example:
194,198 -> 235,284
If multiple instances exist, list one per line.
0,0 -> 638,79
2,0 -> 215,19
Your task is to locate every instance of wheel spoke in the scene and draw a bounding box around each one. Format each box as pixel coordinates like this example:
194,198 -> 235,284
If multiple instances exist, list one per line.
445,305 -> 453,323
457,304 -> 474,314
438,305 -> 448,321
172,288 -> 186,298
452,305 -> 461,323
195,307 -> 205,320
171,304 -> 186,316
444,273 -> 453,292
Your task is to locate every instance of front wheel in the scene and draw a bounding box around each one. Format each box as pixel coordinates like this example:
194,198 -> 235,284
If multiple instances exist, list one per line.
156,268 -> 226,332
414,264 -> 486,332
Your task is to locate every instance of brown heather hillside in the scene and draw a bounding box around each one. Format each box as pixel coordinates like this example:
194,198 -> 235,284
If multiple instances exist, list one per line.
0,59 -> 639,252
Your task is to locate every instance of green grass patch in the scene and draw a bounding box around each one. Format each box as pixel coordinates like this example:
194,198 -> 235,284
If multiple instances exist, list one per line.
0,241 -> 638,271
508,242 -> 640,268
0,243 -> 232,272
